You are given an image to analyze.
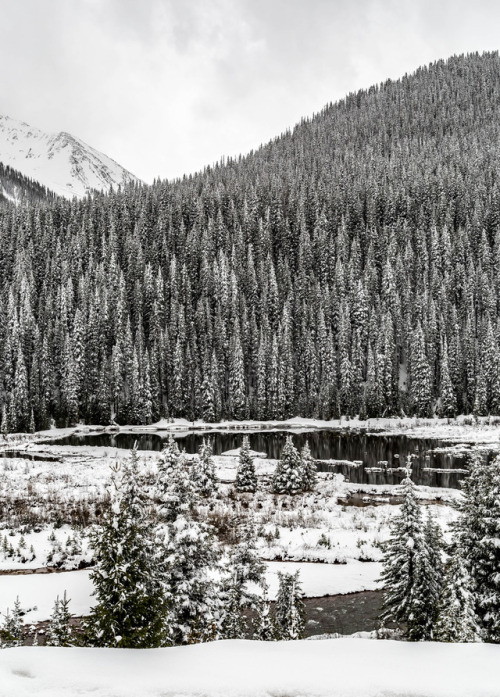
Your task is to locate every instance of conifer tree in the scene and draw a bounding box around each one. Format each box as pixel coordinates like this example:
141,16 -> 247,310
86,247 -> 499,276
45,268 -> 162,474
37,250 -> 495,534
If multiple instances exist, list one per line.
434,551 -> 480,643
254,586 -> 275,640
1,597 -> 23,647
273,435 -> 304,494
46,592 -> 73,647
411,324 -> 433,417
410,510 -> 444,640
380,471 -> 426,638
162,515 -> 220,644
300,441 -> 317,491
156,436 -> 196,522
235,436 -> 257,493
87,450 -> 169,647
439,339 -> 456,417
190,438 -> 217,497
274,571 -> 305,640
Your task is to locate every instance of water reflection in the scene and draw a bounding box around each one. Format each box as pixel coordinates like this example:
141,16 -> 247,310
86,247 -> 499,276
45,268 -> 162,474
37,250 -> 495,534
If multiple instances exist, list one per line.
45,429 -> 491,489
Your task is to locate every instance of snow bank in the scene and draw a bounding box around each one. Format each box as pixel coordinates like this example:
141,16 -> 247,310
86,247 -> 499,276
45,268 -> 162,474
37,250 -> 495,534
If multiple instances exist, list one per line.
0,640 -> 499,697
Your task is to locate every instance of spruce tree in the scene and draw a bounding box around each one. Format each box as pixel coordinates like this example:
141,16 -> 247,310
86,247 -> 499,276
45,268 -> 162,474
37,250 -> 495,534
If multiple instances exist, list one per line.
156,436 -> 196,522
46,592 -> 73,647
190,438 -> 217,497
434,551 -> 480,643
0,598 -> 23,647
273,435 -> 304,494
163,515 -> 220,644
254,586 -> 275,640
235,436 -> 257,493
87,450 -> 169,647
300,441 -> 317,491
274,571 -> 305,640
410,510 -> 444,640
454,453 -> 500,642
380,472 -> 426,637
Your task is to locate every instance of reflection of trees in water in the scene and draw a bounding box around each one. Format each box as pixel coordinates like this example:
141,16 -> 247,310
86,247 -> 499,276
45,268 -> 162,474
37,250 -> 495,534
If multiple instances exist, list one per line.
55,430 -> 475,488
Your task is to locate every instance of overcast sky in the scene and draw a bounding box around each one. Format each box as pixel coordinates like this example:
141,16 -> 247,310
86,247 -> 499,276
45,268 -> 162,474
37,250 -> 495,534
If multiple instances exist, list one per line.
1,0 -> 499,183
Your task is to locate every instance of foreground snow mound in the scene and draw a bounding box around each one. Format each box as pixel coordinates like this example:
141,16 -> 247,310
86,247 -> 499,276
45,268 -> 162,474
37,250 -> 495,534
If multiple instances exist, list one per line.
1,640 -> 499,697
0,114 -> 140,198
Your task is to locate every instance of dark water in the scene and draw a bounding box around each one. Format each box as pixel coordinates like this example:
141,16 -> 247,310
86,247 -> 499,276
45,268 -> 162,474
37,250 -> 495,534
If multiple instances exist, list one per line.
0,450 -> 61,462
303,590 -> 384,637
45,429 -> 489,488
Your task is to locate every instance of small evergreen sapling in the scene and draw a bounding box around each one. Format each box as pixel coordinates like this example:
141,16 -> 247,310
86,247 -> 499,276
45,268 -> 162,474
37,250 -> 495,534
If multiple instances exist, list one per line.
235,436 -> 257,493
190,438 -> 217,497
1,597 -> 23,648
46,591 -> 73,647
274,571 -> 305,640
254,586 -> 275,640
300,441 -> 317,491
157,436 -> 197,522
87,450 -> 169,648
273,436 -> 303,494
221,519 -> 265,639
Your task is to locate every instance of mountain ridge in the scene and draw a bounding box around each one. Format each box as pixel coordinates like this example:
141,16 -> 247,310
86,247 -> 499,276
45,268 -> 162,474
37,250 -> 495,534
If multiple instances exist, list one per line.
0,114 -> 141,199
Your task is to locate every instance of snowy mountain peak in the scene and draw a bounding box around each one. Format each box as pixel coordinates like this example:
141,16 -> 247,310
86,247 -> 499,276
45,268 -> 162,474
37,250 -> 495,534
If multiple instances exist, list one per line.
0,114 -> 141,199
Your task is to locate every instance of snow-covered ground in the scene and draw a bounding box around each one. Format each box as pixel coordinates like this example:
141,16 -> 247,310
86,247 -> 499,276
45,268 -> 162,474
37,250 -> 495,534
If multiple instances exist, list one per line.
30,414 -> 500,443
1,640 -> 499,697
0,560 -> 383,623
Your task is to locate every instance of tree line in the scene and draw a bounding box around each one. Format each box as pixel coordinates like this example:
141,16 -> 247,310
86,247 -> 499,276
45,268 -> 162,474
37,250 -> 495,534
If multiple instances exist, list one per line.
2,52 -> 500,429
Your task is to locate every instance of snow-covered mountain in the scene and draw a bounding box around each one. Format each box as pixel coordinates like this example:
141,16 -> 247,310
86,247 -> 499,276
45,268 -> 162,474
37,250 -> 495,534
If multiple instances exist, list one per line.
0,114 -> 141,199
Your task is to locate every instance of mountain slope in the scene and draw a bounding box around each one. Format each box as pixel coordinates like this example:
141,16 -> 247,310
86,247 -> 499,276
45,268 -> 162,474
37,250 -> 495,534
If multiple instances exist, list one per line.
2,52 -> 500,429
0,161 -> 56,205
0,114 -> 141,199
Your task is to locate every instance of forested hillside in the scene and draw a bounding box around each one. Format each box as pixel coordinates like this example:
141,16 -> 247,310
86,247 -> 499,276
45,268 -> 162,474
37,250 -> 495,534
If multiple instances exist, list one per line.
0,162 -> 55,206
1,52 -> 500,430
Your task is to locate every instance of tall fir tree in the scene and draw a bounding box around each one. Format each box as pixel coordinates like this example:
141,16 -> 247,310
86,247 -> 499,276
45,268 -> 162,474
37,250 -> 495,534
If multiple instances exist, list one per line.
235,436 -> 258,493
86,450 -> 169,647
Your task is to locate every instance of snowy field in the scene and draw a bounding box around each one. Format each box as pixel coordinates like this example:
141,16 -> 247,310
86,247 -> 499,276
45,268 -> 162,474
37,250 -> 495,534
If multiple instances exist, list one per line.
0,561 -> 384,623
1,640 -> 499,697
0,417 -> 491,641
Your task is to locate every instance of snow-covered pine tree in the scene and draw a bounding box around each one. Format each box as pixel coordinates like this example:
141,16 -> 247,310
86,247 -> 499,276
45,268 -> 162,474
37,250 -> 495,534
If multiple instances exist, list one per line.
274,571 -> 305,640
220,519 -> 266,638
434,550 -> 480,642
162,515 -> 220,644
439,338 -> 457,417
254,586 -> 275,640
1,597 -> 23,647
410,323 -> 433,417
273,435 -> 303,494
46,591 -> 73,647
380,470 -> 426,637
87,450 -> 169,647
455,453 -> 500,642
156,436 -> 197,522
300,441 -> 317,491
190,438 -> 217,497
409,510 -> 444,640
235,436 -> 257,493
0,405 -> 8,438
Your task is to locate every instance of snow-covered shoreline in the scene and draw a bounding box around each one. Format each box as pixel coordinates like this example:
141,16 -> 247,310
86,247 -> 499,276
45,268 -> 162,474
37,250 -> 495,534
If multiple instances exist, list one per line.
8,413 -> 498,446
0,561 -> 384,623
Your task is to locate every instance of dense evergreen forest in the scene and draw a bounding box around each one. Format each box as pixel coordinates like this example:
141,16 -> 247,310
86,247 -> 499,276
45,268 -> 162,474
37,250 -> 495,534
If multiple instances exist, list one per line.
0,162 -> 55,207
1,52 -> 500,431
